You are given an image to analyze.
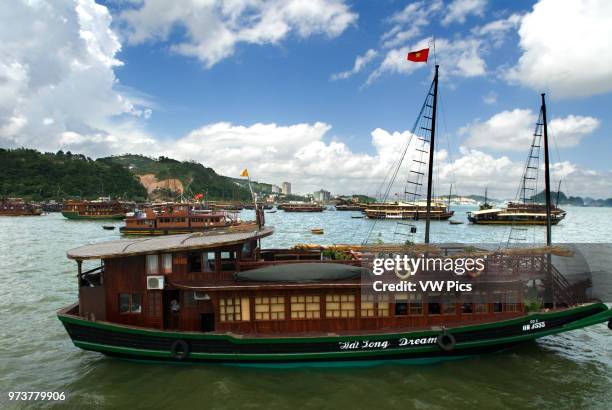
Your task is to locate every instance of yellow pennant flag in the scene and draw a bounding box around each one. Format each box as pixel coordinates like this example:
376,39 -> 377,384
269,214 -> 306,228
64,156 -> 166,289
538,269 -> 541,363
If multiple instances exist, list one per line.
240,169 -> 249,177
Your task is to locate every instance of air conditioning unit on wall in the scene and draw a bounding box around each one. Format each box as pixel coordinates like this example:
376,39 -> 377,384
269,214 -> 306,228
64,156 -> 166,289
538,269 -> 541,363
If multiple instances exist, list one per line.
147,275 -> 165,290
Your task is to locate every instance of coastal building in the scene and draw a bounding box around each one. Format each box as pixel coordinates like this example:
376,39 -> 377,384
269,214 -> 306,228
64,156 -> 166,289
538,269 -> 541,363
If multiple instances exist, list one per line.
281,182 -> 291,195
313,189 -> 331,202
271,185 -> 281,194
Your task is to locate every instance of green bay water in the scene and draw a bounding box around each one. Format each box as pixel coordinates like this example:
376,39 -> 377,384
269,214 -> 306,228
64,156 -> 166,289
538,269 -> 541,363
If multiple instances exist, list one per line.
0,206 -> 610,409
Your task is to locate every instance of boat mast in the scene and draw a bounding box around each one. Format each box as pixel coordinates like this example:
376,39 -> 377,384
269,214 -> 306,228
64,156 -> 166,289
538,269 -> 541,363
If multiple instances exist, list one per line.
555,180 -> 562,207
424,65 -> 439,244
447,183 -> 452,207
541,93 -> 552,246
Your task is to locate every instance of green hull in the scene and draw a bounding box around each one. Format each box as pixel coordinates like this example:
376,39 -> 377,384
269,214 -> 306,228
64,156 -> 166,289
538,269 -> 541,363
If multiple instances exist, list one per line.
62,211 -> 125,220
58,303 -> 612,364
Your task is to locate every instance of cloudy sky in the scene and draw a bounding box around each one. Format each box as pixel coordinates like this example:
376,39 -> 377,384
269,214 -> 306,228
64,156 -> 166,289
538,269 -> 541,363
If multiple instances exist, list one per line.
1,0 -> 612,199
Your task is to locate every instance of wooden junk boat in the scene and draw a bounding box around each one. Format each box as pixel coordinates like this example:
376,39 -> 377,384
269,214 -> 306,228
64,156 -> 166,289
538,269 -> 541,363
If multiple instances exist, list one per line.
335,204 -> 365,211
364,201 -> 453,220
467,122 -> 567,226
278,203 -> 325,212
467,202 -> 566,225
0,198 -> 42,216
120,203 -> 254,235
57,68 -> 611,364
62,198 -> 127,220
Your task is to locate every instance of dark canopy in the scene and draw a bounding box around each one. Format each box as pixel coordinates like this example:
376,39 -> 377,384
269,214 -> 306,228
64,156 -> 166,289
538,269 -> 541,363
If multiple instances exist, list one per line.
235,263 -> 362,283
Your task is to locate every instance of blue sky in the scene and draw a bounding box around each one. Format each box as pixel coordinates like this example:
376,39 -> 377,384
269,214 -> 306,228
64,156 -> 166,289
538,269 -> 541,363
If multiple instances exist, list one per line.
2,0 -> 612,198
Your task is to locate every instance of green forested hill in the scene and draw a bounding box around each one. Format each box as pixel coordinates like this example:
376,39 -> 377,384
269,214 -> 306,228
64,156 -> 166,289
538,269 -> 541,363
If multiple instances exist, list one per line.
0,148 -> 147,200
0,149 -> 251,201
105,154 -> 251,201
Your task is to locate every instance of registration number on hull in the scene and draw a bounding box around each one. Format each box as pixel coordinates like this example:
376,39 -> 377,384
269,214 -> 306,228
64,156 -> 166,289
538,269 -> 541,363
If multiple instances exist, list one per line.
522,319 -> 546,331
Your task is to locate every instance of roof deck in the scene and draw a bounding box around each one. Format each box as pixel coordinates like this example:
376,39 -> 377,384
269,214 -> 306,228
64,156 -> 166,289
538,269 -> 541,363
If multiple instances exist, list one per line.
67,226 -> 274,260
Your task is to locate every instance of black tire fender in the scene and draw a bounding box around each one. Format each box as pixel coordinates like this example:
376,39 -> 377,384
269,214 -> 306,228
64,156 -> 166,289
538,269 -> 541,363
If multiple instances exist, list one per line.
608,320 -> 612,331
170,339 -> 190,360
437,331 -> 456,352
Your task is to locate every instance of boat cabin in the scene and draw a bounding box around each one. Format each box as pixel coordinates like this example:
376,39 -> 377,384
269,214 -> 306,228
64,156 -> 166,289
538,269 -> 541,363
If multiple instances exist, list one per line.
66,228 -> 534,336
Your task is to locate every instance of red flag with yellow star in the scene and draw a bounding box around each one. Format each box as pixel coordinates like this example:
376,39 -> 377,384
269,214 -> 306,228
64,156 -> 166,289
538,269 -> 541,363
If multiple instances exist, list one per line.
407,48 -> 429,63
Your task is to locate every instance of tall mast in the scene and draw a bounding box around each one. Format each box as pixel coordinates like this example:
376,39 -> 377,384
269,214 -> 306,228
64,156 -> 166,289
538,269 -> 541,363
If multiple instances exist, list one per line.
424,64 -> 439,244
447,183 -> 452,207
541,93 -> 552,245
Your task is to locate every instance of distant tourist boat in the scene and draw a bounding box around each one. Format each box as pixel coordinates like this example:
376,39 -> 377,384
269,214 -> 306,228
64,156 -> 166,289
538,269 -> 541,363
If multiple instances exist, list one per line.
119,203 -> 254,235
62,198 -> 126,220
335,204 -> 364,211
467,203 -> 566,225
311,228 -> 324,234
364,201 -> 454,220
278,203 -> 325,212
0,198 -> 42,216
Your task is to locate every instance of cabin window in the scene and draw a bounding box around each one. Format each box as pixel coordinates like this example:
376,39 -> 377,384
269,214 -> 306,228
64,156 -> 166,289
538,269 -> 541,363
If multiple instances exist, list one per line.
325,294 -> 355,318
203,252 -> 216,272
505,290 -> 520,312
409,293 -> 423,315
220,251 -> 236,271
473,291 -> 488,313
188,252 -> 202,272
242,241 -> 253,258
255,296 -> 285,320
131,294 -> 142,313
442,295 -> 457,315
146,254 -> 159,275
119,293 -> 142,314
377,295 -> 390,316
361,295 -> 390,317
393,294 -> 409,316
361,295 -> 376,317
119,293 -> 130,314
161,253 -> 173,274
219,297 -> 250,322
492,292 -> 503,313
461,303 -> 474,314
425,293 -> 443,315
290,295 -> 320,319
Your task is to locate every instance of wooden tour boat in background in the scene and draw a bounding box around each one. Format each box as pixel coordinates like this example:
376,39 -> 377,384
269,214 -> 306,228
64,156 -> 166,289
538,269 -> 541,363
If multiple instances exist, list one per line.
62,198 -> 127,220
335,204 -> 365,211
468,202 -> 566,225
364,201 -> 454,220
120,203 -> 253,235
278,203 -> 325,212
0,198 -> 42,216
57,69 -> 611,365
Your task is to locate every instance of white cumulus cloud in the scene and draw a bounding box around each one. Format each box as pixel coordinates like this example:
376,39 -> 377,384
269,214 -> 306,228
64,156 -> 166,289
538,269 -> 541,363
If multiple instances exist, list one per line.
505,0 -> 612,98
442,0 -> 487,26
0,0 -> 152,151
331,49 -> 378,80
461,109 -> 599,151
119,0 -> 358,68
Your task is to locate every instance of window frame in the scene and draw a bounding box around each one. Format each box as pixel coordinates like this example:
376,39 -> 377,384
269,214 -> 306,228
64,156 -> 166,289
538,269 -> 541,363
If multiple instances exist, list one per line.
145,254 -> 159,275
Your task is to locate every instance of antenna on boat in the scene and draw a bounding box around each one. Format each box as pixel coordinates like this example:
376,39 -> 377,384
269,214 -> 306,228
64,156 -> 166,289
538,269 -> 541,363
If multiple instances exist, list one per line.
424,64 -> 439,244
541,93 -> 552,246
